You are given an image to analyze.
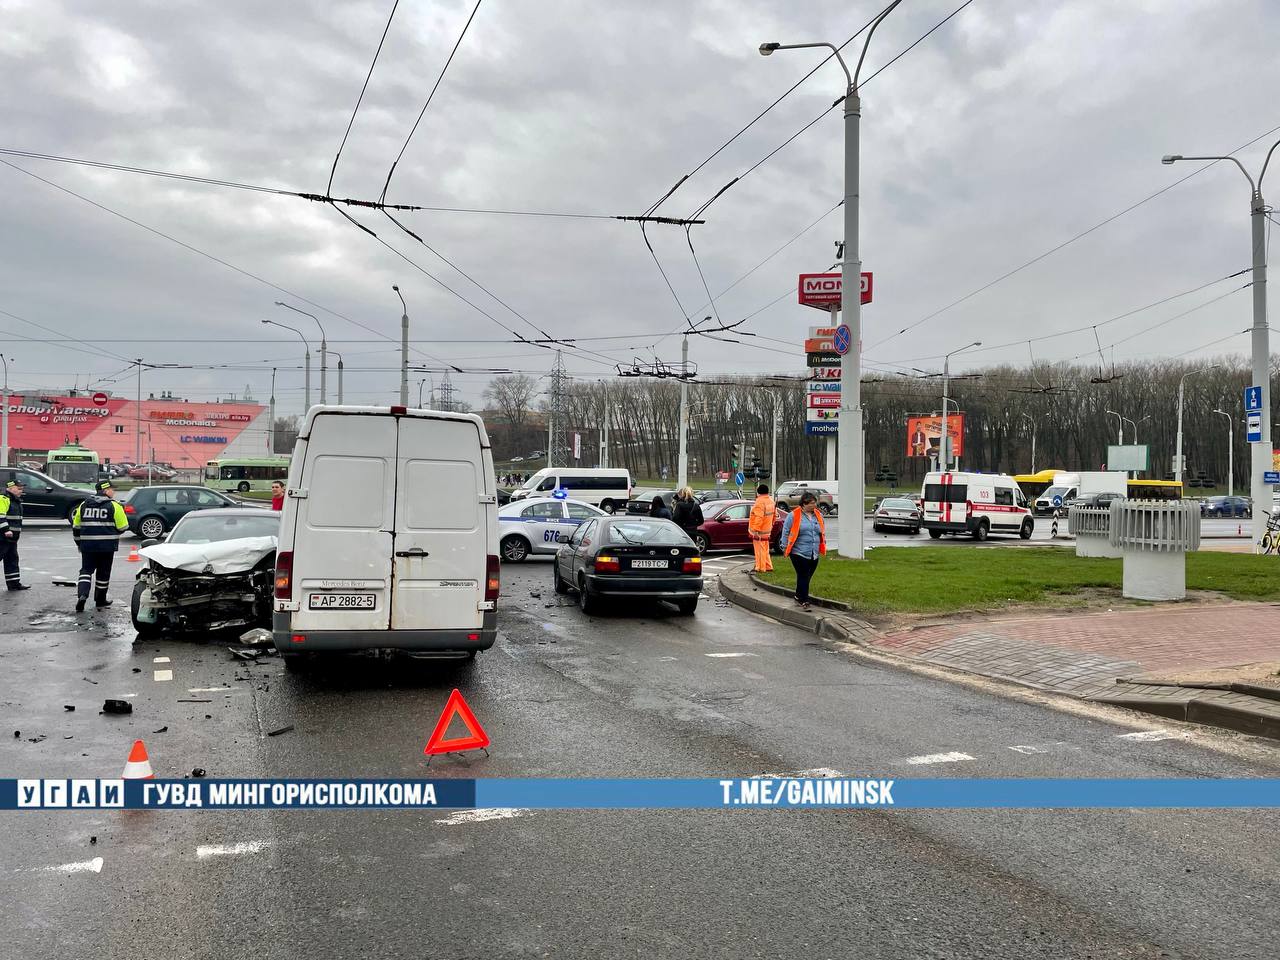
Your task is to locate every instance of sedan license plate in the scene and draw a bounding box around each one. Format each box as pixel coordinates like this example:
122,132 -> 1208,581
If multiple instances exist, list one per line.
630,559 -> 668,569
309,592 -> 376,610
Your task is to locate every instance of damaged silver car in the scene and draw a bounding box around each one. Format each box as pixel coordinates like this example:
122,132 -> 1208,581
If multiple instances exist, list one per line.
131,508 -> 280,636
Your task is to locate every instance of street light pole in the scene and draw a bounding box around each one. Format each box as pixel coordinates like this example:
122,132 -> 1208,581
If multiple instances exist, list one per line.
1105,409 -> 1123,446
941,341 -> 981,472
1176,365 -> 1219,483
759,1 -> 901,560
328,350 -> 344,404
1020,412 -> 1036,474
0,353 -> 10,468
393,285 -> 409,406
1163,141 -> 1280,543
677,332 -> 690,488
268,366 -> 277,455
1213,408 -> 1234,497
275,302 -> 327,404
261,319 -> 311,414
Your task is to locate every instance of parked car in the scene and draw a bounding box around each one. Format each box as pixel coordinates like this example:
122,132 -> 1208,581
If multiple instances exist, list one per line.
1201,495 -> 1251,518
1,467 -> 89,521
553,516 -> 703,615
497,497 -> 605,562
132,508 -> 280,636
872,496 -> 922,535
775,482 -> 838,516
120,485 -> 238,539
692,499 -> 783,553
694,488 -> 740,506
128,463 -> 177,480
1071,491 -> 1124,509
496,487 -> 513,507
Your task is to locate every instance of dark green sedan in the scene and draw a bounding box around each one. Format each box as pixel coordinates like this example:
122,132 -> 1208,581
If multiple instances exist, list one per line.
120,485 -> 239,539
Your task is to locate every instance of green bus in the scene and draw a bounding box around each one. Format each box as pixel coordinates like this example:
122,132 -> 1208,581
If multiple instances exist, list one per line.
45,440 -> 102,490
204,456 -> 291,493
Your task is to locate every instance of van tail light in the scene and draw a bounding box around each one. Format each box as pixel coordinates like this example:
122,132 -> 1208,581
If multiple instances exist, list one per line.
485,554 -> 500,602
274,551 -> 293,599
123,504 -> 136,514
682,556 -> 703,574
391,405 -> 407,415
593,554 -> 620,573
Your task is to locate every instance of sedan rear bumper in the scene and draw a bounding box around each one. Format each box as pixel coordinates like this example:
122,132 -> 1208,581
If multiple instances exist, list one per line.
584,574 -> 703,598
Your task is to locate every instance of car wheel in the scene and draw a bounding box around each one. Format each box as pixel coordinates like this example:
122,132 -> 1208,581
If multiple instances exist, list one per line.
817,503 -> 832,517
675,597 -> 698,615
600,500 -> 616,515
872,523 -> 881,533
500,535 -> 530,563
928,529 -> 942,540
972,520 -> 989,542
911,526 -> 920,535
130,581 -> 160,637
577,576 -> 599,615
1019,519 -> 1034,540
552,561 -> 569,594
138,516 -> 166,540
694,533 -> 711,553
237,481 -> 251,493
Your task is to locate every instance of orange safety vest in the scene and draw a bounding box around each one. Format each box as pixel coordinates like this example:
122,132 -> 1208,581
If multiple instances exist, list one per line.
784,507 -> 826,556
748,495 -> 776,538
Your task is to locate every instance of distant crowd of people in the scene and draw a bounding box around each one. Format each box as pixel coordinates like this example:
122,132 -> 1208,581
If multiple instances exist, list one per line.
499,473 -> 532,487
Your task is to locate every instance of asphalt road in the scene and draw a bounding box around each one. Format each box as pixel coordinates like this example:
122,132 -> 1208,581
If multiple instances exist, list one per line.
3,527 -> 1279,959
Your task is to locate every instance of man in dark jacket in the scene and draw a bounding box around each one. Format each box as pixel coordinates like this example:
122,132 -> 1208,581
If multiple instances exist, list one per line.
71,479 -> 129,612
0,477 -> 30,590
671,486 -> 704,544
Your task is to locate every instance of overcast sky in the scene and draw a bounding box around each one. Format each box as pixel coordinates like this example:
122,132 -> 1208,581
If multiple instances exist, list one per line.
2,0 -> 1279,415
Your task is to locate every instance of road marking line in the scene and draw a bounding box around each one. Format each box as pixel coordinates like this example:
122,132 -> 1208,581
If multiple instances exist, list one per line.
188,687 -> 231,693
40,857 -> 103,874
196,841 -> 271,860
1116,729 -> 1186,742
153,657 -> 171,664
1008,745 -> 1050,754
434,808 -> 528,826
655,656 -> 678,662
900,751 -> 974,765
704,652 -> 756,658
153,670 -> 173,682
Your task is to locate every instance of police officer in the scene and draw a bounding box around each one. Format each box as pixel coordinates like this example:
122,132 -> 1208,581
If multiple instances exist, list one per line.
71,479 -> 129,612
0,477 -> 30,590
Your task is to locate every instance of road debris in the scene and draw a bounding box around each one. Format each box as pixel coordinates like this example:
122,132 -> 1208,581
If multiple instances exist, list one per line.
238,627 -> 273,647
64,704 -> 75,712
101,699 -> 133,715
152,726 -> 168,734
190,768 -> 207,778
267,724 -> 294,737
177,698 -> 212,703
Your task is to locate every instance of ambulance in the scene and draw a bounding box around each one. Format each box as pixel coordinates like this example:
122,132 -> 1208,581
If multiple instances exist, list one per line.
920,471 -> 1034,541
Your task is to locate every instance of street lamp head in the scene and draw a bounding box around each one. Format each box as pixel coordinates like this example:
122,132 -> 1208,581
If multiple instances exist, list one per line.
273,300 -> 285,306
758,42 -> 780,56
392,284 -> 400,292
1161,155 -> 1182,165
260,319 -> 270,325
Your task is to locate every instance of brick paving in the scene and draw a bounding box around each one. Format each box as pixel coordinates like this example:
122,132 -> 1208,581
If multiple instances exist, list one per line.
871,604 -> 1280,697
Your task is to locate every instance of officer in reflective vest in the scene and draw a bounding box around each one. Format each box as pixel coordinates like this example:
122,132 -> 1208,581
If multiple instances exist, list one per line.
71,479 -> 129,612
1,476 -> 30,590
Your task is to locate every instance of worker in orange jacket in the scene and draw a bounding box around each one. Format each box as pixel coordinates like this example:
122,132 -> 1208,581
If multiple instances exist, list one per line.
748,483 -> 777,572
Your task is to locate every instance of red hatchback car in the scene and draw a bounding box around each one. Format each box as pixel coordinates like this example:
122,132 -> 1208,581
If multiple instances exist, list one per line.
693,499 -> 784,553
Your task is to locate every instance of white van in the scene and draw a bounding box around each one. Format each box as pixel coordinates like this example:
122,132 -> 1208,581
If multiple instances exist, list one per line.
921,471 -> 1034,541
272,405 -> 499,662
508,467 -> 632,513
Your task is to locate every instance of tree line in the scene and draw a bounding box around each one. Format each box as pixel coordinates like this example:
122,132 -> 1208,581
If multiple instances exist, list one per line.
481,356 -> 1269,487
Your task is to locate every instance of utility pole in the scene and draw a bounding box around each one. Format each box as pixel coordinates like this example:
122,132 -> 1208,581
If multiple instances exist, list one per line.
268,367 -> 277,455
275,302 -> 326,404
1213,408 -> 1234,497
1176,365 -> 1218,484
438,370 -> 455,412
393,284 -> 409,406
0,354 -> 10,468
599,382 -> 610,468
677,333 -> 690,488
547,351 -> 569,469
771,391 -> 780,489
135,358 -> 143,464
1020,413 -> 1036,474
330,351 -> 344,404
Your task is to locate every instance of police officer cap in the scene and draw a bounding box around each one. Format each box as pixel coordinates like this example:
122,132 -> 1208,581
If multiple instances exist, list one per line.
5,476 -> 22,489
95,479 -> 114,493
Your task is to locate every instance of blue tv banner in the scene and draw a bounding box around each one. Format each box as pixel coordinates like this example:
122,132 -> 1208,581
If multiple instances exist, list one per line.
3,778 -> 1279,810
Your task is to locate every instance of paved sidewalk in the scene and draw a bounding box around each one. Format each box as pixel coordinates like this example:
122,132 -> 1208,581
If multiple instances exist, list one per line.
718,563 -> 1280,740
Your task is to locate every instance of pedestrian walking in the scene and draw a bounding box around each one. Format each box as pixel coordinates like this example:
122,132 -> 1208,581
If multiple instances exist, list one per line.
270,480 -> 285,511
71,479 -> 129,612
649,495 -> 672,520
748,482 -> 776,573
671,486 -> 704,544
780,491 -> 826,611
0,477 -> 30,590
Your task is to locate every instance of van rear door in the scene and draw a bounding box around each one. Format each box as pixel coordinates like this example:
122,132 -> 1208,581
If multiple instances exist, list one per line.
289,412 -> 396,631
390,416 -> 487,631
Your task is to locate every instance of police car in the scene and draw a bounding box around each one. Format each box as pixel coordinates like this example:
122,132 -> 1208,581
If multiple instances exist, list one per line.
497,495 -> 605,562
920,471 -> 1034,541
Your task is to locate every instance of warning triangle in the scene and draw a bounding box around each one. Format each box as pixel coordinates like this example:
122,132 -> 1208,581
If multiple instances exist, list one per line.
424,688 -> 490,756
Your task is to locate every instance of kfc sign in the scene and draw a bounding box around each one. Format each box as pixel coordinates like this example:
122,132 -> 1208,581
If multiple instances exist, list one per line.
797,272 -> 873,311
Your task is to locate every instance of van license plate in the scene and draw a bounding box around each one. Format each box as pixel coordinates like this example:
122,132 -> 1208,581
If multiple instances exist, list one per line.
630,559 -> 668,569
309,593 -> 376,610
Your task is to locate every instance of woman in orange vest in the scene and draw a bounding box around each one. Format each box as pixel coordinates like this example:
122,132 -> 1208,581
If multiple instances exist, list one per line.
780,491 -> 826,611
748,483 -> 777,572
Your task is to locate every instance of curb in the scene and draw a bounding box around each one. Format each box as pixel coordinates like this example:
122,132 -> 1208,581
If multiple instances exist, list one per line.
747,572 -> 853,612
720,564 -> 1280,742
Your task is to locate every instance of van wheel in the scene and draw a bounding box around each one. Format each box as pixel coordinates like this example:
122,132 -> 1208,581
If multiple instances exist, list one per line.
552,561 -> 569,595
600,500 -> 616,515
928,529 -> 942,540
500,535 -> 530,563
972,520 -> 989,542
1019,519 -> 1034,540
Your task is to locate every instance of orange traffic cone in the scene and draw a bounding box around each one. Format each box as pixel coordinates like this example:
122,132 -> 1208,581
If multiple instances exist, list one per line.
127,545 -> 140,563
121,739 -> 154,779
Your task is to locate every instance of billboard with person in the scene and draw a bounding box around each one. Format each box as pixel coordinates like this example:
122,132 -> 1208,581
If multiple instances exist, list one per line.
906,414 -> 965,459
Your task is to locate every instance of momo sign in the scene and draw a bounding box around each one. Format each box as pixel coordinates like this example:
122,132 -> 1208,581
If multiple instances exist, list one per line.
797,272 -> 874,310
